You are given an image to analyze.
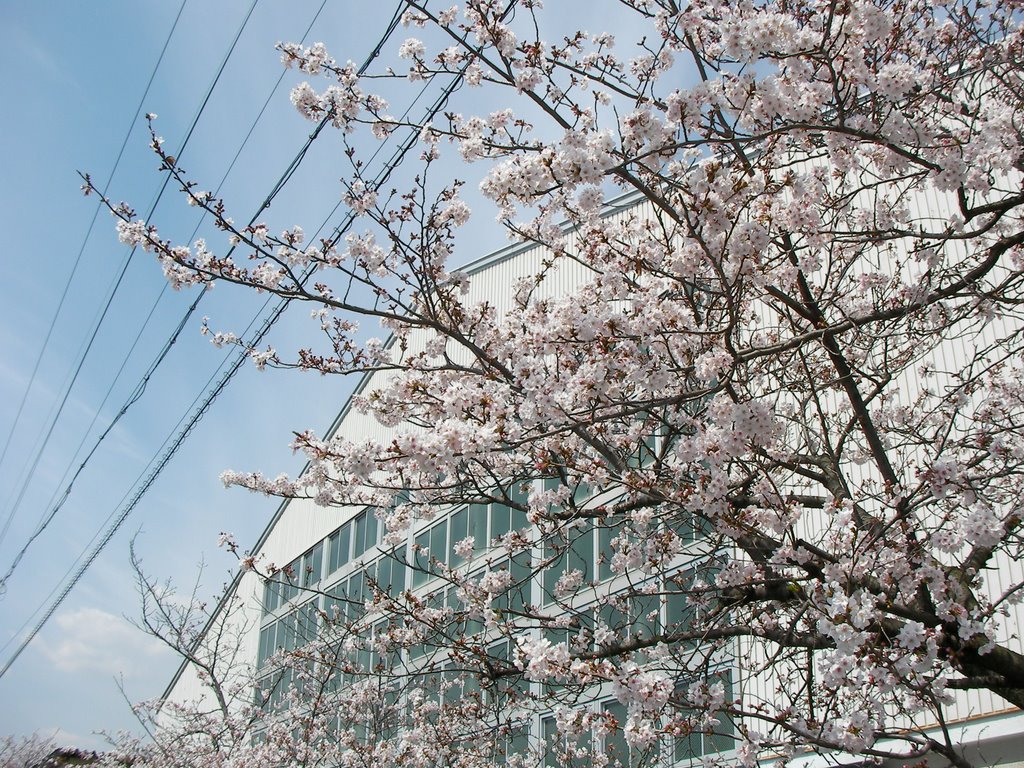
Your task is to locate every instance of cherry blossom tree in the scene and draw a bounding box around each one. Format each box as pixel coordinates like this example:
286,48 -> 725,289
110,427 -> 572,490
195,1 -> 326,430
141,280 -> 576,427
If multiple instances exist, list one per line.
109,545 -> 528,768
0,734 -> 56,768
90,0 -> 1024,766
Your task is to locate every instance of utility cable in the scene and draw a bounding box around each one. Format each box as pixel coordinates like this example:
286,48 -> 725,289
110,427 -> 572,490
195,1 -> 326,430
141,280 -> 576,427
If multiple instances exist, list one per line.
0,6 -> 495,675
0,2 -> 407,605
0,0 -> 260,556
0,0 -> 334,598
0,0 -> 190,546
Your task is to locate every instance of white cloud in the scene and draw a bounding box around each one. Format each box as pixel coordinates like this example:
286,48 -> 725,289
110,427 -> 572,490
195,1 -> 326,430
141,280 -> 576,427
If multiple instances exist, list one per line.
35,606 -> 172,678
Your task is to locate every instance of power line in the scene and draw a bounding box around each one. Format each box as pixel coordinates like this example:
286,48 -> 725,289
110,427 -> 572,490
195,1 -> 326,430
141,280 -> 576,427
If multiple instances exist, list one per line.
0,0 -> 260,556
0,0 -> 190,546
0,0 -> 335,599
0,0 -> 407,637
0,0 -> 502,677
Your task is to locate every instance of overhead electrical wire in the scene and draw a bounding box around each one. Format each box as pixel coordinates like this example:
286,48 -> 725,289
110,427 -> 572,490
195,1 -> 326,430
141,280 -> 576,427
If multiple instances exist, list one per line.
0,0 -> 190,547
0,0 -> 334,600
0,0 -> 403,609
0,0 -> 260,559
0,0 -> 435,671
0,0 -> 516,677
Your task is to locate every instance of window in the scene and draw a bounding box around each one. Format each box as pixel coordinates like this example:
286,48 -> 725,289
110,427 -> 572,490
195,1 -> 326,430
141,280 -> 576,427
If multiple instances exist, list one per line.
665,562 -> 720,654
304,541 -> 323,587
353,509 -> 378,558
324,509 -> 382,580
263,543 -> 326,616
602,700 -> 632,767
329,523 -> 352,575
324,570 -> 367,624
543,521 -> 596,603
673,670 -> 735,762
409,584 -> 469,660
449,505 -> 486,566
627,425 -> 659,469
543,714 -> 593,767
601,699 -> 663,767
491,552 -> 531,615
413,527 -> 435,587
541,479 -> 624,600
412,486 -> 529,587
482,640 -> 529,764
373,550 -> 406,596
257,623 -> 276,666
263,577 -> 284,614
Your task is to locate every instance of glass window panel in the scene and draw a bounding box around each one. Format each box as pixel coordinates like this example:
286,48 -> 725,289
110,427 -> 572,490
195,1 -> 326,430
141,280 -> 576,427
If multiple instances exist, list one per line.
280,569 -> 292,605
674,670 -> 735,760
338,523 -> 352,570
545,524 -> 594,603
674,725 -> 702,762
508,723 -> 530,763
326,648 -> 342,693
356,646 -> 372,674
298,604 -> 315,646
670,512 -> 694,542
305,600 -> 320,641
292,557 -> 303,596
631,592 -> 659,640
366,510 -> 378,551
666,569 -> 696,633
414,530 -> 431,587
306,542 -> 323,586
324,584 -> 342,622
543,625 -> 571,647
512,503 -> 528,533
267,622 -> 279,664
293,607 -> 307,646
543,538 -> 563,604
283,612 -> 297,652
468,503 -> 488,549
491,503 -> 510,540
708,724 -> 736,754
603,701 -> 630,767
354,512 -> 368,558
569,523 -> 595,581
270,621 -> 282,656
263,579 -> 279,614
328,530 -> 341,573
708,670 -> 735,754
509,481 -> 529,508
597,602 -> 627,649
628,425 -> 658,469
430,523 -> 447,568
598,523 -> 616,581
442,666 -> 461,706
543,716 -> 558,768
349,571 -> 366,621
573,481 -> 591,504
510,551 -> 531,613
376,556 -> 391,594
389,555 -> 405,597
450,507 -> 468,566
373,553 -> 400,596
258,625 -> 272,666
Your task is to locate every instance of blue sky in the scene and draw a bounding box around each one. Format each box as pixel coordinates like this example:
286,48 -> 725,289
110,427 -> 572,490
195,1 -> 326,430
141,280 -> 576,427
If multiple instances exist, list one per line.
0,0 -> 514,748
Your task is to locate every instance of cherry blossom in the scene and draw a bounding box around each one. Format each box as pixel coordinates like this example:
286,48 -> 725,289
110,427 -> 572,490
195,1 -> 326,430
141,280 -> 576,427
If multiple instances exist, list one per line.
89,1 -> 1024,766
